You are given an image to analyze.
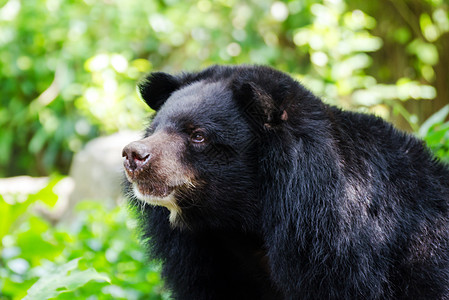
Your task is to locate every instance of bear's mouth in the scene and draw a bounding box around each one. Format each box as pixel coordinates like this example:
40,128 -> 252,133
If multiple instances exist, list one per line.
133,181 -> 175,199
131,181 -> 182,225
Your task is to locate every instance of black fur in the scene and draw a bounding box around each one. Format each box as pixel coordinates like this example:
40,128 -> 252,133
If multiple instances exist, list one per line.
125,65 -> 449,299
138,72 -> 181,110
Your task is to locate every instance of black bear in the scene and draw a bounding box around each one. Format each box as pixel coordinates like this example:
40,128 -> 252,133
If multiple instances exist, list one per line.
122,65 -> 449,299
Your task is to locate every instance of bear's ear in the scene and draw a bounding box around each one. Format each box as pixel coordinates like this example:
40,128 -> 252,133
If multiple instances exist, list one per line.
138,72 -> 181,111
232,81 -> 287,129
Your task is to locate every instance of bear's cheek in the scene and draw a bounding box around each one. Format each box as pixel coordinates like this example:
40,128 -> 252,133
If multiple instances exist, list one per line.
131,157 -> 194,199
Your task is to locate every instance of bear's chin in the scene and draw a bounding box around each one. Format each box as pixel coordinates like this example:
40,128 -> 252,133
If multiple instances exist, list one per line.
134,182 -> 174,199
132,183 -> 182,225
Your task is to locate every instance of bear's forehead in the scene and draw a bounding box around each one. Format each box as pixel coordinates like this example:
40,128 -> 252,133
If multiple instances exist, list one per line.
170,80 -> 229,107
154,80 -> 234,125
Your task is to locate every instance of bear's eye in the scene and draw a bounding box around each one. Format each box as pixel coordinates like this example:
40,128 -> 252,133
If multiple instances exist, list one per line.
190,131 -> 205,144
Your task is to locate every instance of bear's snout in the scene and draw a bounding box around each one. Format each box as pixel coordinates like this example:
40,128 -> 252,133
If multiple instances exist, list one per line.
122,140 -> 152,173
122,132 -> 193,195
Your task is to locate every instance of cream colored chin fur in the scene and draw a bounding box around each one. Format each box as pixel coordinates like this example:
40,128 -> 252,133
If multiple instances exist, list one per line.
132,183 -> 181,225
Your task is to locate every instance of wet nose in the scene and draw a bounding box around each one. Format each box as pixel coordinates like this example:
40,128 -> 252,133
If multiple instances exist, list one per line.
122,141 -> 151,171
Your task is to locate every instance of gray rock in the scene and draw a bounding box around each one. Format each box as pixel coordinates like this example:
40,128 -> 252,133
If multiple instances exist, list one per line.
68,130 -> 141,206
0,131 -> 141,223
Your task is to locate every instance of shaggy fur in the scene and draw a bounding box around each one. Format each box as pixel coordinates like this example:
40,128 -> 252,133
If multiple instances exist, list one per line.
123,65 -> 449,299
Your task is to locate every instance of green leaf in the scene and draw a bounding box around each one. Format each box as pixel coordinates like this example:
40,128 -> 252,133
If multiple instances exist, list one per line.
424,123 -> 449,145
419,104 -> 449,138
23,258 -> 110,300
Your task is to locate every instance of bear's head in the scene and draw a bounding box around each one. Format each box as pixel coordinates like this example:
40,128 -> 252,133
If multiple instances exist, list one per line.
122,65 -> 310,230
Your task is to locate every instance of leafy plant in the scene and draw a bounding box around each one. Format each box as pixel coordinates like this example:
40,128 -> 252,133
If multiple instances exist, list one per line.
23,258 -> 110,300
0,178 -> 169,300
0,176 -> 60,242
418,105 -> 449,162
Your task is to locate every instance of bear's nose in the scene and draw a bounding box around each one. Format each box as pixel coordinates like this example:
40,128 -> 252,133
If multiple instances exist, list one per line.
122,141 -> 151,172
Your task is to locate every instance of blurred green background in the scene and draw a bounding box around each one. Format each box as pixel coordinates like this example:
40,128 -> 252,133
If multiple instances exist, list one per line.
1,0 -> 448,299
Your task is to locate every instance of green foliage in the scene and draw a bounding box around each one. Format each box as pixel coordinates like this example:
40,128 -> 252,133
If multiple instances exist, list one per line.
23,258 -> 110,300
0,0 -> 152,176
419,105 -> 449,162
0,179 -> 169,300
0,176 -> 61,242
